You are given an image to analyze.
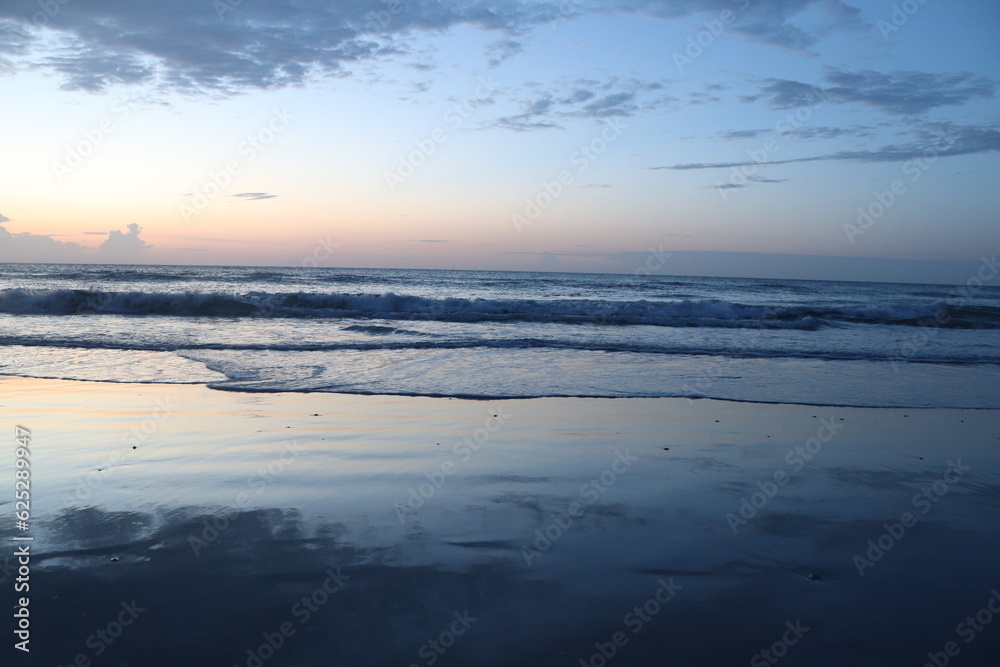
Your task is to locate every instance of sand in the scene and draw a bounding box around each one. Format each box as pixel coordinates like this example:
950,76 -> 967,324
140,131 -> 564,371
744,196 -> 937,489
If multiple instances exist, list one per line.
2,376 -> 999,666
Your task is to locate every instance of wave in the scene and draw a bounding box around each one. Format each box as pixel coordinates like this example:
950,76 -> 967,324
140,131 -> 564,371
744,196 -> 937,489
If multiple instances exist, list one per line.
1,288 -> 999,329
1,338 -> 995,367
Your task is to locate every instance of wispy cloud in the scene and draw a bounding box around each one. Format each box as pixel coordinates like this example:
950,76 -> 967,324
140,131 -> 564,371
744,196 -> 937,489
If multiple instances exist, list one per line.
750,69 -> 995,115
625,0 -> 866,51
231,192 -> 279,201
657,124 -> 1000,170
488,77 -> 667,131
779,125 -> 876,139
485,38 -> 523,68
707,175 -> 788,190
715,129 -> 770,140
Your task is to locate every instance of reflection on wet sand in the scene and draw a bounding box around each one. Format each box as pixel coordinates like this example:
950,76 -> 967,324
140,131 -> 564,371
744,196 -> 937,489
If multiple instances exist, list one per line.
3,380 -> 999,666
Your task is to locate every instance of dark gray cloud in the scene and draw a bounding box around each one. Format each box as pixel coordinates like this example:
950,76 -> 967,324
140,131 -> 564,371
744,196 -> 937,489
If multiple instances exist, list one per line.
716,129 -> 770,140
485,38 -> 523,68
779,124 -> 875,139
490,77 -> 665,131
43,50 -> 154,93
618,0 -> 865,50
658,124 -> 1000,170
753,69 -> 994,115
750,79 -> 827,109
0,0 -> 868,96
231,192 -> 280,201
825,69 -> 994,114
708,175 -> 787,190
0,1 -> 552,94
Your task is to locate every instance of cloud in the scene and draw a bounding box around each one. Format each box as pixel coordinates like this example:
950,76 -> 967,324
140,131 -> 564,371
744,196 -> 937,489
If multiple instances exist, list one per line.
0,1 -> 565,95
716,129 -> 770,140
582,183 -> 613,188
44,50 -> 154,93
0,213 -> 9,223
779,125 -> 875,139
485,38 -> 523,68
581,91 -> 638,117
1,1 -> 872,97
97,223 -> 151,262
622,0 -> 866,51
231,192 -> 280,201
0,225 -> 86,262
825,69 -> 994,115
658,123 -> 1000,170
0,223 -> 151,263
753,69 -> 995,115
752,79 -> 827,109
410,239 -> 451,243
489,77 -> 665,131
707,175 -> 786,191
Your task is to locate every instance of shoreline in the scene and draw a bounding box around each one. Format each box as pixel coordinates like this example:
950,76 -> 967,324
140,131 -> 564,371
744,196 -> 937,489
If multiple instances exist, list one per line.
4,372 -> 1000,410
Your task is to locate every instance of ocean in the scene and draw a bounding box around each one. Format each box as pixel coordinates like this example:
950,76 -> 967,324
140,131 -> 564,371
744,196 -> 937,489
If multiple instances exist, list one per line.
1,262 -> 999,408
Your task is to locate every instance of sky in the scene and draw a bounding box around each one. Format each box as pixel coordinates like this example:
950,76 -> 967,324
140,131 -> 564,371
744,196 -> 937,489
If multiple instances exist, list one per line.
0,0 -> 997,282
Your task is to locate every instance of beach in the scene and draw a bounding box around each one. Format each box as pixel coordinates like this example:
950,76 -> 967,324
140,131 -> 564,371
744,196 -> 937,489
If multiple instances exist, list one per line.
3,376 -> 999,666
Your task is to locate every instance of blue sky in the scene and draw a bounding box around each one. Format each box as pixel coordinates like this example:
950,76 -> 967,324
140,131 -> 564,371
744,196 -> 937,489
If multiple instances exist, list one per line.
0,0 -> 997,281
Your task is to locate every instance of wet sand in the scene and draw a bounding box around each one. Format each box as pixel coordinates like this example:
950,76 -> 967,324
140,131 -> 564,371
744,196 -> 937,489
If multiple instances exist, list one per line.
2,376 -> 999,666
